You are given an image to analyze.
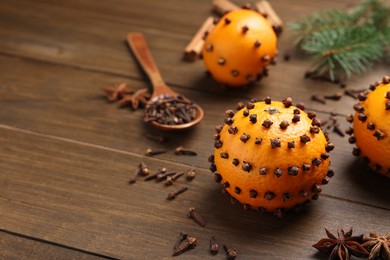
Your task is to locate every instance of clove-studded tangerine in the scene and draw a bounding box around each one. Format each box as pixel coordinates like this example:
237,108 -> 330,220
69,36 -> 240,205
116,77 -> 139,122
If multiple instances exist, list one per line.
210,97 -> 334,215
202,9 -> 277,87
347,76 -> 390,177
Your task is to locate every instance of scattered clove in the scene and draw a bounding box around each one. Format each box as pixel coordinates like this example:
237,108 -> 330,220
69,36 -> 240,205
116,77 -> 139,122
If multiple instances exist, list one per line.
175,146 -> 197,156
138,162 -> 150,176
186,168 -> 196,180
333,125 -> 345,137
324,93 -> 342,100
188,207 -> 207,227
167,186 -> 189,200
165,172 -> 184,186
145,148 -> 167,156
344,89 -> 358,99
172,233 -> 197,256
223,245 -> 237,259
311,95 -> 326,104
128,169 -> 138,184
210,236 -> 219,254
156,171 -> 177,182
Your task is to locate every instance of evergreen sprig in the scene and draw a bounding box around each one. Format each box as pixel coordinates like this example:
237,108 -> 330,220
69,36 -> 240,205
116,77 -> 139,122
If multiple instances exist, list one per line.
288,0 -> 390,82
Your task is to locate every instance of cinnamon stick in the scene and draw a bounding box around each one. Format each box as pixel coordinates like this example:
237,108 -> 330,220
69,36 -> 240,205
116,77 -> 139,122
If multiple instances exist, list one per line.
212,0 -> 240,16
254,0 -> 283,35
184,17 -> 215,61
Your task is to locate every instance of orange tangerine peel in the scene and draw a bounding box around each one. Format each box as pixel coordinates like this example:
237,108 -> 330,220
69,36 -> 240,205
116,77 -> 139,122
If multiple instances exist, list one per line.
347,76 -> 390,177
202,9 -> 277,87
209,97 -> 335,217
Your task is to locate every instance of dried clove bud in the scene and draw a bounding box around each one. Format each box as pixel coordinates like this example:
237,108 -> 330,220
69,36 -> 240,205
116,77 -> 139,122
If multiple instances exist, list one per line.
263,96 -> 271,104
249,114 -> 257,123
279,120 -> 289,129
373,130 -> 385,140
167,186 -> 189,200
186,169 -> 196,180
145,148 -> 166,156
311,95 -> 326,104
240,133 -> 250,143
225,109 -> 235,117
300,134 -> 311,144
242,162 -> 251,172
139,162 -> 150,176
262,119 -> 273,128
271,138 -> 281,148
292,114 -> 300,123
175,146 -> 197,156
324,93 -> 342,100
232,158 -> 239,166
274,168 -> 283,177
209,236 -> 219,254
223,245 -> 237,260
236,102 -> 245,110
282,97 -> 293,108
165,172 -> 184,186
172,234 -> 197,256
188,207 -> 206,227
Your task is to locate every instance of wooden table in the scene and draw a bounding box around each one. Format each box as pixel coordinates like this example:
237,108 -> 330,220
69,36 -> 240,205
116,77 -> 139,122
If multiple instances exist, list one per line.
0,0 -> 389,259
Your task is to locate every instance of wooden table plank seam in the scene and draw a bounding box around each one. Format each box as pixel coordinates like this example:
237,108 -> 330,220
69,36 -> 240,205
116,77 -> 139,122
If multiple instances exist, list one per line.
0,229 -> 117,260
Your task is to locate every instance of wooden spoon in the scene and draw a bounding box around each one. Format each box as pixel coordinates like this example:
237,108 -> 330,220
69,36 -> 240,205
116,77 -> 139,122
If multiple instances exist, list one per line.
127,32 -> 204,131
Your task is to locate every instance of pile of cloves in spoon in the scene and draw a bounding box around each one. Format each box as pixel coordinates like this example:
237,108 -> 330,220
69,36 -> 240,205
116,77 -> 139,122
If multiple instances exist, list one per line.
144,95 -> 198,125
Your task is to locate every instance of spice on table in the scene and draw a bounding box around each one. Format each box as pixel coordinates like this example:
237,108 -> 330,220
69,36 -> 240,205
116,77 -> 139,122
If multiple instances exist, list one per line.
311,95 -> 326,104
138,162 -> 150,176
210,236 -> 219,254
128,168 -> 139,184
324,93 -> 342,101
167,186 -> 189,200
333,124 -> 345,137
313,227 -> 369,260
362,233 -> 390,260
186,168 -> 196,180
144,95 -> 198,125
165,172 -> 184,186
103,82 -> 134,102
156,172 -> 177,182
145,148 -> 167,156
172,232 -> 197,256
223,245 -> 237,259
188,207 -> 206,227
118,88 -> 151,110
174,146 -> 197,156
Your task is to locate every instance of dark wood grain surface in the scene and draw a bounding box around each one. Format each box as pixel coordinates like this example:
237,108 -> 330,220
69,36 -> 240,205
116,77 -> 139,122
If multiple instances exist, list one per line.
0,0 -> 389,259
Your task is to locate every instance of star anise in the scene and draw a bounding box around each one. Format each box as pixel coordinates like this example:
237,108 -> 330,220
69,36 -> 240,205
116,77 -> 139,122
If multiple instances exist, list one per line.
103,82 -> 134,102
118,88 -> 151,110
313,227 -> 369,260
362,233 -> 390,260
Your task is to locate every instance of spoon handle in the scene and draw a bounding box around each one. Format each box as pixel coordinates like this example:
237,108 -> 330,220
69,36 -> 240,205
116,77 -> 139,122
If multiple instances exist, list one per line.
127,33 -> 166,90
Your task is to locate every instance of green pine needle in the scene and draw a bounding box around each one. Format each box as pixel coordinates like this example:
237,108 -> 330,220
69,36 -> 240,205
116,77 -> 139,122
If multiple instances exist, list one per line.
288,0 -> 390,81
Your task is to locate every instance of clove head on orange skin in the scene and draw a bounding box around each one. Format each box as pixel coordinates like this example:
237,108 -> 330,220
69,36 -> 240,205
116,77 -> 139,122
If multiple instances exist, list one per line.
210,97 -> 334,217
347,76 -> 390,177
202,9 -> 277,87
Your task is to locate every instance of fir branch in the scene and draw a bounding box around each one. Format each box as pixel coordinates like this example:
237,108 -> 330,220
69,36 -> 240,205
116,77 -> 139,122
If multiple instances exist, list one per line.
288,0 -> 390,82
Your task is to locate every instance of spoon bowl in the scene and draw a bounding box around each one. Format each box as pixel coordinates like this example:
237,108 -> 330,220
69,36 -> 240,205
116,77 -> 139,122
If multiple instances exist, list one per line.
127,33 -> 204,131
